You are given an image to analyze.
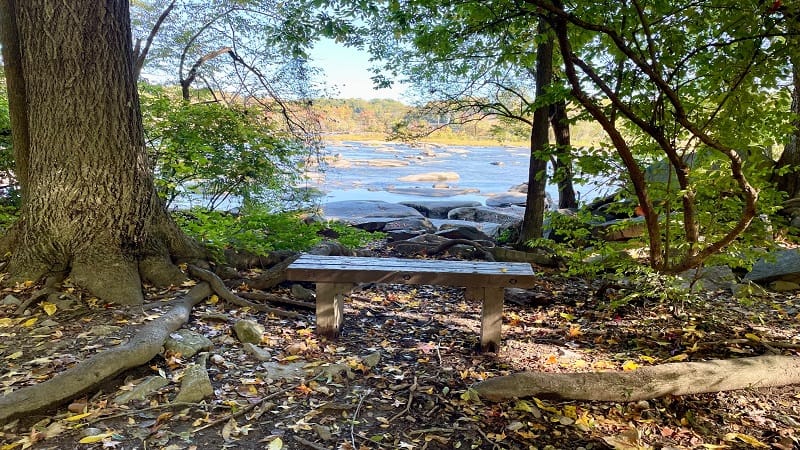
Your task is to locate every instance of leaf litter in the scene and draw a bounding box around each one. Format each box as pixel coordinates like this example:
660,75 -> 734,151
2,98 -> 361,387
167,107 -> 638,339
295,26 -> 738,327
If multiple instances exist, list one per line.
0,244 -> 799,449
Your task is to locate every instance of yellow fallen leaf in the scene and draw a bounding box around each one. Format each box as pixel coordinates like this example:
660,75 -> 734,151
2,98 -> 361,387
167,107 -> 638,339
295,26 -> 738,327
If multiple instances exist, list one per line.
41,301 -> 57,316
724,432 -> 768,448
744,333 -> 761,342
21,317 -> 38,327
6,351 -> 22,360
65,412 -> 93,422
0,440 -> 24,450
78,432 -> 114,444
207,294 -> 219,305
639,355 -> 657,363
0,318 -> 14,328
667,353 -> 689,362
622,360 -> 639,371
268,437 -> 283,450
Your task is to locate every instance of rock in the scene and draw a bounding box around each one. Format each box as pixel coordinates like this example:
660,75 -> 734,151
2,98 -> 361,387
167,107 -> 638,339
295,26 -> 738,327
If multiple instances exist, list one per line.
504,288 -> 552,307
385,186 -> 480,197
174,357 -> 214,403
114,376 -> 170,405
485,192 -> 528,207
362,351 -> 381,368
509,183 -> 528,193
322,201 -> 422,229
385,229 -> 427,242
397,171 -> 460,182
591,217 -> 647,241
382,217 -> 436,234
285,341 -> 307,355
447,206 -> 525,225
489,246 -> 561,267
233,319 -> 264,344
291,284 -> 316,301
744,249 -> 800,284
676,266 -> 738,293
164,329 -> 213,358
769,280 -> 800,292
435,224 -> 493,241
365,159 -> 409,167
260,361 -> 307,382
1,294 -> 20,306
431,219 -> 501,239
242,343 -> 273,361
388,234 -> 477,259
400,200 -> 482,219
316,363 -> 355,383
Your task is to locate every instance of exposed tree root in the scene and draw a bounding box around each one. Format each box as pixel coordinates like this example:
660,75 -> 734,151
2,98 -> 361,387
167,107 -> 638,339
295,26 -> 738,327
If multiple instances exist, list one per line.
472,355 -> 800,402
0,283 -> 212,424
238,291 -> 315,310
427,239 -> 495,261
246,241 -> 355,291
188,265 -> 299,318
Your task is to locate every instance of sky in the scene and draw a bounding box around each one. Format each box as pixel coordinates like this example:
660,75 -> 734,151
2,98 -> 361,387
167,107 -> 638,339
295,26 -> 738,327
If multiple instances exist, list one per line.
308,38 -> 408,101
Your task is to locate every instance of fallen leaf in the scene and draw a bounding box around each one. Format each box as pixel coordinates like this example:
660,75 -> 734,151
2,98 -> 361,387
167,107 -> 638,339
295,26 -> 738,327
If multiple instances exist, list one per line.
41,302 -> 57,316
268,437 -> 283,450
724,432 -> 768,448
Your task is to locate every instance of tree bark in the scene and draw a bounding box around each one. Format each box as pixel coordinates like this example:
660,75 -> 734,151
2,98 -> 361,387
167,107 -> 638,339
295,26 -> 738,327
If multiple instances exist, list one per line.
517,18 -> 554,247
473,355 -> 800,402
774,61 -> 800,199
549,98 -> 578,209
0,0 -> 204,304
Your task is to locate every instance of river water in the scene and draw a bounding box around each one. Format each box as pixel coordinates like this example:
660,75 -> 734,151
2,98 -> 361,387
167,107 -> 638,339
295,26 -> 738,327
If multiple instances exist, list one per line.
304,140 -> 607,206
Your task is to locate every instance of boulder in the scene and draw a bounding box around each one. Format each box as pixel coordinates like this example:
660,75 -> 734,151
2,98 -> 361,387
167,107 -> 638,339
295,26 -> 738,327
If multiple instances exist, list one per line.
430,219 -> 501,239
744,249 -> 800,284
447,206 -> 525,225
173,356 -> 214,403
385,186 -> 480,197
485,192 -> 528,207
399,200 -> 482,219
676,266 -> 738,293
322,200 -> 423,222
382,217 -> 436,234
397,171 -> 460,182
435,224 -> 493,241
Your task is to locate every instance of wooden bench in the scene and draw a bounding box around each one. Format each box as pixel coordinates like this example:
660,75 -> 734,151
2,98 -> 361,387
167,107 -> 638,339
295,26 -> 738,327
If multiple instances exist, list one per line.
285,254 -> 536,352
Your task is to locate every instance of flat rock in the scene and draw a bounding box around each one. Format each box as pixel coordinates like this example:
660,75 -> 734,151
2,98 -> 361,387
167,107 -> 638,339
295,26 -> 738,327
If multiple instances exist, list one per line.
173,360 -> 214,403
592,217 -> 647,241
485,192 -> 528,207
322,200 -> 422,223
384,186 -> 480,197
243,343 -> 273,361
364,159 -> 409,167
382,217 -> 436,234
114,376 -> 169,405
233,319 -> 264,344
769,280 -> 800,292
676,266 -> 738,293
400,200 -> 482,219
744,249 -> 800,283
431,219 -> 501,239
164,329 -> 213,358
259,361 -> 307,382
447,206 -> 525,224
397,171 -> 460,182
435,224 -> 493,241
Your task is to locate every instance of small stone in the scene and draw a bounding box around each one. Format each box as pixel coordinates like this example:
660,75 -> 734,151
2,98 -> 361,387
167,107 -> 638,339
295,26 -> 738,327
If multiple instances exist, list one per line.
210,354 -> 226,365
173,359 -> 214,403
362,351 -> 381,368
313,424 -> 333,441
233,319 -> 264,344
769,280 -> 800,292
1,294 -> 20,306
114,376 -> 169,404
290,284 -> 316,301
243,343 -> 272,361
285,341 -> 307,355
164,329 -> 213,358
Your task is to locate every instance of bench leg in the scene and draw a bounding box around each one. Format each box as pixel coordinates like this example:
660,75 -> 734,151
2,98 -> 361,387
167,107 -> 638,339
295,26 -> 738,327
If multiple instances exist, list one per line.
315,283 -> 353,339
466,286 -> 504,352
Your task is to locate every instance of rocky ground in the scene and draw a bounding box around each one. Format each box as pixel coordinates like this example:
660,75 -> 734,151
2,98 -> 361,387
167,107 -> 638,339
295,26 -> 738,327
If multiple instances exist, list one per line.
1,241 -> 799,450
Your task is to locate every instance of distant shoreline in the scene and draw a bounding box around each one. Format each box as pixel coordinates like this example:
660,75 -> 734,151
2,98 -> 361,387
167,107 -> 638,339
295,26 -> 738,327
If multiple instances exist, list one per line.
321,133 -> 529,148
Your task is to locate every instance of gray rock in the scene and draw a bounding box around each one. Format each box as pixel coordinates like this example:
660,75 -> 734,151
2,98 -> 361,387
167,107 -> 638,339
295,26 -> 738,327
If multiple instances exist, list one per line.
365,159 -> 409,167
485,192 -> 528,207
397,171 -> 460,182
385,229 -> 427,242
388,233 -> 476,258
291,284 -> 316,301
504,288 -> 552,307
382,217 -> 436,233
447,206 -> 525,225
322,200 -> 422,223
431,219 -> 501,239
259,361 -> 307,382
744,249 -> 800,283
173,356 -> 214,403
114,376 -> 170,404
384,186 -> 480,197
243,343 -> 273,361
400,200 -> 482,219
1,294 -> 20,306
164,329 -> 213,358
233,319 -> 264,344
676,266 -> 738,293
435,224 -> 492,241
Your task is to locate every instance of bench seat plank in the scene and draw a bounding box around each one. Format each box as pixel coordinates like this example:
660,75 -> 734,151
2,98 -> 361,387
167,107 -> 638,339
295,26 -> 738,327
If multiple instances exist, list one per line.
286,255 -> 536,288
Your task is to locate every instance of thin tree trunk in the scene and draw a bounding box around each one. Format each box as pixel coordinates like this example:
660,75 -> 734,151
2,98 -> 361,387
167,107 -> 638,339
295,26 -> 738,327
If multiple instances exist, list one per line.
517,18 -> 554,247
549,99 -> 578,208
774,62 -> 800,198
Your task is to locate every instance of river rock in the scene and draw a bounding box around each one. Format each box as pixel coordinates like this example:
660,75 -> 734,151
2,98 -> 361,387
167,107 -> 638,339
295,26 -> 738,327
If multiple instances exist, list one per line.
400,200 -> 481,219
385,186 -> 481,197
365,159 -> 409,167
398,171 -> 460,182
485,192 -> 528,207
447,206 -> 525,225
744,249 -> 800,283
164,329 -> 213,358
233,319 -> 264,344
322,201 -> 423,226
430,219 -> 501,238
382,217 -> 436,234
388,234 -> 476,258
435,223 -> 494,241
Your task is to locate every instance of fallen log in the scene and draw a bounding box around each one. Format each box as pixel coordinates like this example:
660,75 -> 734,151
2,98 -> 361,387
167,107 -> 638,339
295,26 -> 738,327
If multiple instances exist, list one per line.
0,283 -> 212,424
473,355 -> 800,402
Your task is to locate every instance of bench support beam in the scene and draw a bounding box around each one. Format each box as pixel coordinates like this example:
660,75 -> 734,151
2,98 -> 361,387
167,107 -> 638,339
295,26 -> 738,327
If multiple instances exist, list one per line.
315,282 -> 354,338
466,286 -> 504,352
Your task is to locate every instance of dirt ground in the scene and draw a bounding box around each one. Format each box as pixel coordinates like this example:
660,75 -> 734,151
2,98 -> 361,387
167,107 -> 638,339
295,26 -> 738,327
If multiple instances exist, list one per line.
1,243 -> 799,449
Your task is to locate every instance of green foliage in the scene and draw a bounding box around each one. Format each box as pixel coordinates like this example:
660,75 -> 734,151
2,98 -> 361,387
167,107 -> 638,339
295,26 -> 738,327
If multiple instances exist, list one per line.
174,206 -> 382,261
140,84 -> 306,210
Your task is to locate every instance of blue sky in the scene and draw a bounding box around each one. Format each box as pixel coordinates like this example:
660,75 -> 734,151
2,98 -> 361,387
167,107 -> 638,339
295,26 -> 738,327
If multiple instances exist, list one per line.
309,38 -> 407,101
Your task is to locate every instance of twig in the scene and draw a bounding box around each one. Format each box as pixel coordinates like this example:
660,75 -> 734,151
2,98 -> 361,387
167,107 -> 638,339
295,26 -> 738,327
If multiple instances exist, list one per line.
87,401 -> 228,424
188,265 -> 298,318
389,376 -> 418,423
238,291 -> 315,309
293,435 -> 330,450
351,387 -> 373,449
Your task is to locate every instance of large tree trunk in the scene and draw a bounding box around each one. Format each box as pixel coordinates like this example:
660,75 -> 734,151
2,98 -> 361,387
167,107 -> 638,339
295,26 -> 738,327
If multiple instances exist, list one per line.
774,61 -> 800,198
517,18 -> 553,247
0,0 -> 203,304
